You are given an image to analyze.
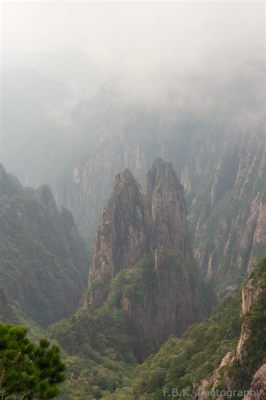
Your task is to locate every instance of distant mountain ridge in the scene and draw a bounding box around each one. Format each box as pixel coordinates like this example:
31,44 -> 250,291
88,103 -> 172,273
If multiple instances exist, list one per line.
0,164 -> 89,326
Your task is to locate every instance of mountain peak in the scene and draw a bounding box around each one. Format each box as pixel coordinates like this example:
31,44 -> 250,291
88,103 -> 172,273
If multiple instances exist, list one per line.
0,164 -> 23,198
145,157 -> 183,197
0,166 -> 89,326
88,168 -> 148,305
36,184 -> 58,211
79,160 -> 199,360
115,168 -> 135,185
145,158 -> 190,257
88,159 -> 192,306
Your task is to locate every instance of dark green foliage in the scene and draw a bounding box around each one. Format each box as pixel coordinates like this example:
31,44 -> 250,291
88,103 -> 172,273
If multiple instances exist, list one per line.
52,254 -> 216,398
245,293 -> 266,372
60,354 -> 134,400
249,256 -> 266,284
119,293 -> 241,399
111,257 -> 265,400
0,323 -> 65,399
109,255 -> 156,309
49,304 -> 135,399
225,257 -> 266,392
0,166 -> 89,326
51,257 -> 266,399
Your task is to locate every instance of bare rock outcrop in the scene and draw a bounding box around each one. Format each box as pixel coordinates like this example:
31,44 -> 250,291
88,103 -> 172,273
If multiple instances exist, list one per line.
243,364 -> 266,400
88,169 -> 148,304
87,159 -> 199,359
196,261 -> 266,400
144,158 -> 190,258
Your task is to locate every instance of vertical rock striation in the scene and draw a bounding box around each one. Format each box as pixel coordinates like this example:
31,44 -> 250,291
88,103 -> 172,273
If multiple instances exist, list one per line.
85,159 -> 203,359
144,158 -> 190,257
88,169 -> 148,305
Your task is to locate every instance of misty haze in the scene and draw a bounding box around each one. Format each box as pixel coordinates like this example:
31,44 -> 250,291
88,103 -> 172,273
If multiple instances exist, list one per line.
0,2 -> 265,399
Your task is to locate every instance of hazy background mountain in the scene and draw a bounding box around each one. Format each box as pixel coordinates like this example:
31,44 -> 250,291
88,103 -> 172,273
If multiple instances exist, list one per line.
0,165 -> 89,326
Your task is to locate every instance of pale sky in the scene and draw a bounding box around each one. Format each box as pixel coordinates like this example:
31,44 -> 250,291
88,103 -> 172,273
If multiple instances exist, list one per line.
2,1 -> 265,77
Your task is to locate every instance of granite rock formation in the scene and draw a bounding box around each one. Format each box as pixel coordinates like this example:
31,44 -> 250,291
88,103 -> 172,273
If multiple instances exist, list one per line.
83,159 -> 205,360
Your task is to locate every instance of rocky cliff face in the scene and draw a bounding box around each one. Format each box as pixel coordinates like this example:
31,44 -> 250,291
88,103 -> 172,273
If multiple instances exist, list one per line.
191,133 -> 266,294
243,364 -> 266,400
84,257 -> 264,400
88,169 -> 149,305
118,247 -> 197,360
78,159 -> 206,360
236,267 -> 264,362
53,159 -> 208,362
196,257 -> 266,399
0,165 -> 89,326
144,158 -> 190,257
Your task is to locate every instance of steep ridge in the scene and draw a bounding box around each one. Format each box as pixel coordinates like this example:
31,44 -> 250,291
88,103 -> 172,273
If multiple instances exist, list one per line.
0,165 -> 89,326
109,256 -> 266,400
191,134 -> 266,294
195,256 -> 266,400
113,159 -> 199,358
88,169 -> 149,306
144,158 -> 190,257
87,158 -> 207,360
52,159 -> 211,394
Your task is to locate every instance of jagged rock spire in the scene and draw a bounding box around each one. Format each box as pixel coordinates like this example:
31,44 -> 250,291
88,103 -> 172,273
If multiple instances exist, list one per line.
144,158 -> 190,258
88,159 -> 192,306
88,169 -> 148,304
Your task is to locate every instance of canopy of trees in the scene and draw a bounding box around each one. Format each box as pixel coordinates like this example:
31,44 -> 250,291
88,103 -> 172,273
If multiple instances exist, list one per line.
0,323 -> 65,399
